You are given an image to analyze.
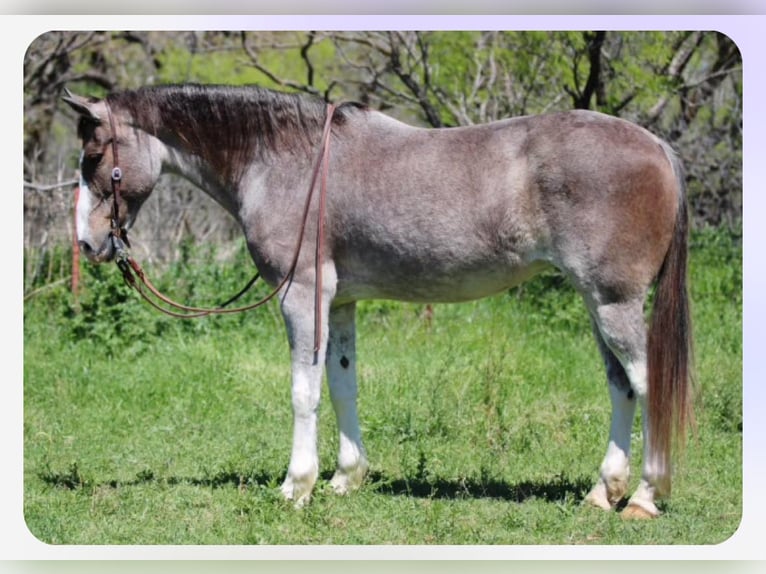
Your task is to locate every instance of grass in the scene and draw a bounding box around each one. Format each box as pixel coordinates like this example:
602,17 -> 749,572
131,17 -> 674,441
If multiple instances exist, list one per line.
22,229 -> 742,545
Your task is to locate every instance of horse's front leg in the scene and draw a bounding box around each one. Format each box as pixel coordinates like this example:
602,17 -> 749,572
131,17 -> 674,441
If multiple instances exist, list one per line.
326,302 -> 369,494
279,281 -> 331,507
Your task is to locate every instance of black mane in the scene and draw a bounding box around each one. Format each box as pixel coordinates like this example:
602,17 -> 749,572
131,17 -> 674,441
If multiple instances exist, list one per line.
105,84 -> 362,185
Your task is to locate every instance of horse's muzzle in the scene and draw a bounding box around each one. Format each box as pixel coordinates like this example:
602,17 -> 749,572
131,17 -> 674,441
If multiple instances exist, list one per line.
78,233 -> 127,263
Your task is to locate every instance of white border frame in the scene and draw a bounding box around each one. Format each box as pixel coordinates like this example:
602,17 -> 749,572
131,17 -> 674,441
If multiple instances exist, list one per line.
6,13 -> 763,561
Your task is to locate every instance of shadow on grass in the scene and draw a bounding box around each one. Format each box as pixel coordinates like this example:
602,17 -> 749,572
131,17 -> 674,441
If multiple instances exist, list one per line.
39,464 -> 276,491
39,464 -> 593,504
363,470 -> 593,504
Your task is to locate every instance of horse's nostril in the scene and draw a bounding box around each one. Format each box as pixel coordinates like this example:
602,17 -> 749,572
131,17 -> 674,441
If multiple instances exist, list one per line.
78,240 -> 93,255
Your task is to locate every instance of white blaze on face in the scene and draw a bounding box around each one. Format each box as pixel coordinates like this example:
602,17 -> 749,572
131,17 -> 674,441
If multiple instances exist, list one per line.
76,151 -> 94,245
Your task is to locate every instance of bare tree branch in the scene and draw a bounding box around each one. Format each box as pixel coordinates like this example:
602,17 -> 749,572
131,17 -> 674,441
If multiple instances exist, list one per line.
645,31 -> 705,124
565,31 -> 606,110
240,31 -> 324,98
24,178 -> 79,192
24,276 -> 72,301
301,31 -> 316,89
386,32 -> 444,127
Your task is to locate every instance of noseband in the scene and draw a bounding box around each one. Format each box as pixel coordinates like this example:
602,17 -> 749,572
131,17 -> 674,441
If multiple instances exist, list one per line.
103,100 -> 336,354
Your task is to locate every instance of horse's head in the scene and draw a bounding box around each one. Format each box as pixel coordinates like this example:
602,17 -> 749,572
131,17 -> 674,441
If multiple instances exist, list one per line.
62,90 -> 163,262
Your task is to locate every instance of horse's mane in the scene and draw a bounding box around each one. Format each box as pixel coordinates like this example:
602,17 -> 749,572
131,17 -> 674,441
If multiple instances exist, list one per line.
104,84 -> 363,185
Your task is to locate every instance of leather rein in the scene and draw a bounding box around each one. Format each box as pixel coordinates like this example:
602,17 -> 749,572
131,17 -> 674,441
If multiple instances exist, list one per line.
104,100 -> 336,353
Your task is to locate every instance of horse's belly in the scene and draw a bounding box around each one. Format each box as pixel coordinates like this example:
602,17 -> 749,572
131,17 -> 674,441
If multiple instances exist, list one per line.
335,258 -> 549,304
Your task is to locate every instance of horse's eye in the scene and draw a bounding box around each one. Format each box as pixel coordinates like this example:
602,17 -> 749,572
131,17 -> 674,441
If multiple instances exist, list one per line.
81,153 -> 103,178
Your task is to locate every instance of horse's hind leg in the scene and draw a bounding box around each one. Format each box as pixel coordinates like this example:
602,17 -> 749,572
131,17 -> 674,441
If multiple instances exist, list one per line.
326,302 -> 369,494
584,316 -> 638,510
585,296 -> 661,517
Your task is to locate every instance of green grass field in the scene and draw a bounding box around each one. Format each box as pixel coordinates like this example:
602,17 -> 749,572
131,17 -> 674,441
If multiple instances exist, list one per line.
23,229 -> 742,545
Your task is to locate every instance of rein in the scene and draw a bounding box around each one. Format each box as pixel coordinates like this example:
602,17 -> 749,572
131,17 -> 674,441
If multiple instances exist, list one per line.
105,101 -> 336,353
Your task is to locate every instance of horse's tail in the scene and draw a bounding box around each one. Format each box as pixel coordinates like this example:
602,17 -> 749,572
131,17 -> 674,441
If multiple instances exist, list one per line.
646,141 -> 695,495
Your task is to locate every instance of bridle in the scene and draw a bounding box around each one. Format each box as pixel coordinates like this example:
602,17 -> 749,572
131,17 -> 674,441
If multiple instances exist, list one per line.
105,100 -> 129,247
101,99 -> 336,354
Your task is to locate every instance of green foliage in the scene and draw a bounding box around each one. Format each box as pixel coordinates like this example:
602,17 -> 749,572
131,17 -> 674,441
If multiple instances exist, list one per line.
689,225 -> 742,306
688,226 -> 742,435
23,240 -> 282,358
157,45 -> 263,86
508,269 -> 586,332
600,32 -> 677,111
65,263 -> 153,356
24,245 -> 72,293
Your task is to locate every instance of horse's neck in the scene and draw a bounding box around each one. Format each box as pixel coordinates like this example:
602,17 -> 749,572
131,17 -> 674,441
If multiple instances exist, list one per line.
160,139 -> 242,217
148,94 -> 327,220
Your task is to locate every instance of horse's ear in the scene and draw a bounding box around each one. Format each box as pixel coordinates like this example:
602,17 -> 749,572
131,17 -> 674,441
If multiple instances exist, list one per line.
62,89 -> 103,122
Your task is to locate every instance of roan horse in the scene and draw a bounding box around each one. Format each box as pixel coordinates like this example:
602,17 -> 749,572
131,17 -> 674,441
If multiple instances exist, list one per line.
63,84 -> 693,518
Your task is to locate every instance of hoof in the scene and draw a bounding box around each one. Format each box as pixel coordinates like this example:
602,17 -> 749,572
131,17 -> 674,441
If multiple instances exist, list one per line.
280,474 -> 316,508
280,487 -> 311,509
621,503 -> 660,520
584,489 -> 613,511
329,460 -> 369,495
584,478 -> 625,511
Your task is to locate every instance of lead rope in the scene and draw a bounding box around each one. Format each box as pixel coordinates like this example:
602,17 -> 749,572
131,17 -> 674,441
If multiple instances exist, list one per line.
112,102 -> 336,354
313,114 -> 332,353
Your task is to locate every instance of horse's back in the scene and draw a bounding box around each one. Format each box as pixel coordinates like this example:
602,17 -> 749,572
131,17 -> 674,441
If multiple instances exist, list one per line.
329,109 -> 679,303
329,113 -> 541,302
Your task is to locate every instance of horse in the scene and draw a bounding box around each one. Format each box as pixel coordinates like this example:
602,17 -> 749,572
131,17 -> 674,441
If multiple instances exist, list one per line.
62,83 -> 693,518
